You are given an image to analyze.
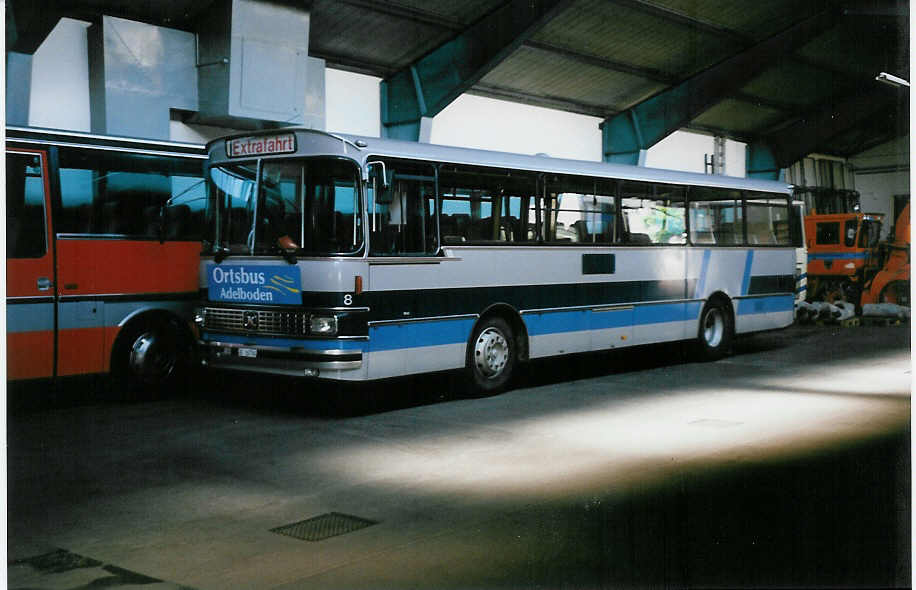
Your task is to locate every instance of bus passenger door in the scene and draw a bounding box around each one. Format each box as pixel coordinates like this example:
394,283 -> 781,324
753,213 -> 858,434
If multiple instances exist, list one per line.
6,150 -> 56,380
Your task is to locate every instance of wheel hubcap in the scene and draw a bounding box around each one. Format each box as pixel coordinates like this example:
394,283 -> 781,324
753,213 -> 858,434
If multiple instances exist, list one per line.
474,327 -> 509,379
128,330 -> 176,384
703,309 -> 724,348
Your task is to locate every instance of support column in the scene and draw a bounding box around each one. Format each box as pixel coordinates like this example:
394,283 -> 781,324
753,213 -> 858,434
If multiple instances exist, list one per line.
601,111 -> 647,166
746,142 -> 783,181
381,0 -> 572,140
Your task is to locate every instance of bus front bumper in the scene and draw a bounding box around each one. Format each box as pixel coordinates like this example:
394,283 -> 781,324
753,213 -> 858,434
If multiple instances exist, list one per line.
198,340 -> 363,377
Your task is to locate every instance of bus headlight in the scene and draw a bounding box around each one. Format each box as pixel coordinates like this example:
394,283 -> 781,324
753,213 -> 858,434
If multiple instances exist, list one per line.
310,314 -> 338,336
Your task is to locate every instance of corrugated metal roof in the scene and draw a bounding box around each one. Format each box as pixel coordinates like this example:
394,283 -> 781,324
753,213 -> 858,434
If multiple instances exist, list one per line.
534,0 -> 744,78
17,0 -> 909,160
480,46 -> 666,113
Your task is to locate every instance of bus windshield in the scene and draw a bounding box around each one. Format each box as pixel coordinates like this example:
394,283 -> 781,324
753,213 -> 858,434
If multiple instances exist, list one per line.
210,157 -> 362,256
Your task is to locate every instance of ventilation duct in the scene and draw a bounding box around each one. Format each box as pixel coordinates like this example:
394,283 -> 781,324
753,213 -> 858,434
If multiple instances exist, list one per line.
194,0 -> 324,130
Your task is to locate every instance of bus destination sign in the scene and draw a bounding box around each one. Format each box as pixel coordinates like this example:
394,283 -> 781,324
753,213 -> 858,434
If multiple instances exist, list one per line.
207,264 -> 302,305
226,133 -> 296,158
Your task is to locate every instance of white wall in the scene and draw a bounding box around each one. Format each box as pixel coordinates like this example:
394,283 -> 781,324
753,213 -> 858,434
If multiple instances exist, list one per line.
856,172 -> 910,232
325,69 -> 381,137
851,136 -> 910,237
29,19 -> 91,131
430,93 -> 602,161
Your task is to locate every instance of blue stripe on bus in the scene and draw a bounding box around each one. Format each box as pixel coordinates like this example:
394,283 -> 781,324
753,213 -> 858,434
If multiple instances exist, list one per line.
741,251 -> 755,295
6,302 -> 54,333
694,249 -> 712,298
736,294 -> 794,315
369,318 -> 476,351
807,253 -> 867,261
527,302 -> 692,337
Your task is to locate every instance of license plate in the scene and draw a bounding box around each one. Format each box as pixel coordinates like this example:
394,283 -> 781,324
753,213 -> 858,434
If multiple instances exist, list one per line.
238,347 -> 257,358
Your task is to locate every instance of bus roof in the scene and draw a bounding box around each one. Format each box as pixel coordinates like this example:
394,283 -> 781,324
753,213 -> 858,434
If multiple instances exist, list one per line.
208,127 -> 793,195
7,125 -> 207,158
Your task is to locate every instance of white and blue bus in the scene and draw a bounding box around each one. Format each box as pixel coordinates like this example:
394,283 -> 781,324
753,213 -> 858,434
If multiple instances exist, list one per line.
195,129 -> 797,393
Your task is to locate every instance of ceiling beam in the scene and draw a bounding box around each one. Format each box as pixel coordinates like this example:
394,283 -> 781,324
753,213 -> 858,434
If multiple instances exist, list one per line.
524,40 -> 678,84
600,7 -> 840,164
314,50 -> 396,78
765,86 -> 905,165
331,0 -> 464,31
380,0 -> 575,141
470,83 -> 615,118
608,0 -> 749,46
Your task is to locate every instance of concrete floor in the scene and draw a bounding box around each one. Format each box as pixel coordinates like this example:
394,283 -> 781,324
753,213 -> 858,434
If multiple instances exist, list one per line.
7,324 -> 911,589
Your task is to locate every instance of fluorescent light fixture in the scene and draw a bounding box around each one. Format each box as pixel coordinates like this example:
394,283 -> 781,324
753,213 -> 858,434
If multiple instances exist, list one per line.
875,72 -> 910,88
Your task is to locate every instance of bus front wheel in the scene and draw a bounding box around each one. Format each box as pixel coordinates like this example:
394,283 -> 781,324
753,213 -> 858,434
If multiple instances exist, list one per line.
114,316 -> 191,398
467,317 -> 516,395
695,299 -> 733,361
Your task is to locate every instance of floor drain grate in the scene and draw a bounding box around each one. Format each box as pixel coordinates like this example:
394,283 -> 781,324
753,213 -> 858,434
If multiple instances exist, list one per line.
271,512 -> 377,542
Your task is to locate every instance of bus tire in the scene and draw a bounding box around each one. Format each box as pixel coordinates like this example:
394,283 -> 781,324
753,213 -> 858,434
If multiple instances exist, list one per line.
694,299 -> 733,361
113,316 -> 191,398
466,316 -> 516,396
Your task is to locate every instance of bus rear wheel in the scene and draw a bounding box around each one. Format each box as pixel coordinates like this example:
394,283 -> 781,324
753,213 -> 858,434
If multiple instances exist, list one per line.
694,299 -> 733,361
467,317 -> 516,396
115,317 -> 191,398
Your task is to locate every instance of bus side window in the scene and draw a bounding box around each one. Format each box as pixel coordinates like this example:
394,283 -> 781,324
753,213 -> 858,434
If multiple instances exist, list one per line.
542,175 -> 617,244
166,175 -> 208,241
745,193 -> 793,246
58,148 -> 204,239
620,181 -> 686,244
688,187 -> 743,245
6,153 -> 47,258
369,160 -> 436,256
438,164 -> 537,245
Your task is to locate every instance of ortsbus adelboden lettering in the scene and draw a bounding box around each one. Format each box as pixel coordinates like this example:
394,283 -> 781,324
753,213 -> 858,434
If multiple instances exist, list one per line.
211,267 -> 275,301
211,266 -> 266,285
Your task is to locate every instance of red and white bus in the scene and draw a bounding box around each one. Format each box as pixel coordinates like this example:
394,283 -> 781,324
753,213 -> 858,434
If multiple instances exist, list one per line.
6,127 -> 207,392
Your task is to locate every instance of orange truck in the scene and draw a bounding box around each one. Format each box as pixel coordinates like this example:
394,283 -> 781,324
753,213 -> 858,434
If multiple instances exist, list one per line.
804,211 -> 884,305
860,203 -> 910,306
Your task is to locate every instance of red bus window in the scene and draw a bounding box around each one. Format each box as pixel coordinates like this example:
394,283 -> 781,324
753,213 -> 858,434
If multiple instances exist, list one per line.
6,153 -> 47,258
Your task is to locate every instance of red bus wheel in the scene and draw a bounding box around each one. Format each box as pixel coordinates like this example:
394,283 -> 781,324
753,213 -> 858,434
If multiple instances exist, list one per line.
115,317 -> 191,398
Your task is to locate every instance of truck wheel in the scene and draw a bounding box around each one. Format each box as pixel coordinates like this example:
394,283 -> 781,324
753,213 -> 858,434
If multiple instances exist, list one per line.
880,281 -> 910,307
466,317 -> 516,396
694,299 -> 733,361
